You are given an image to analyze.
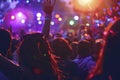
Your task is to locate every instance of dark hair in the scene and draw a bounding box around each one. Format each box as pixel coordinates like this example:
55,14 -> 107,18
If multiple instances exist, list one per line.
51,38 -> 72,59
0,28 -> 11,56
19,33 -> 50,67
77,40 -> 92,57
19,33 -> 57,79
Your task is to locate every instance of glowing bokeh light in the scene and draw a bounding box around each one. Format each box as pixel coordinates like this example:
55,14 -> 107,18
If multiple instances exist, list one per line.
21,19 -> 25,24
17,12 -> 23,17
55,14 -> 60,18
36,13 -> 42,17
11,15 -> 15,20
74,16 -> 79,20
86,23 -> 90,26
37,17 -> 41,21
38,21 -> 42,24
26,0 -> 30,3
72,0 -> 103,12
51,21 -> 55,25
58,17 -> 62,21
103,31 -> 107,36
78,0 -> 91,6
69,20 -> 75,26
37,0 -> 41,3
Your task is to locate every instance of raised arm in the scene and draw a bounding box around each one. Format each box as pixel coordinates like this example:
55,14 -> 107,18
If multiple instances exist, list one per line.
42,0 -> 56,39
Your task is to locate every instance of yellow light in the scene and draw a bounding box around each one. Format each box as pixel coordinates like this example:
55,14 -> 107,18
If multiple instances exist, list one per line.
58,17 -> 62,21
79,0 -> 91,6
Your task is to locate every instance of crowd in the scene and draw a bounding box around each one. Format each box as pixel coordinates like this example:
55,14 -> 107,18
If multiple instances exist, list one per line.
0,0 -> 120,80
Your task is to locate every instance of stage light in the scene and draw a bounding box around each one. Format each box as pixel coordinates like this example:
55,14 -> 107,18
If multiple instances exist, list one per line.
74,16 -> 79,20
21,19 -> 25,24
86,16 -> 90,19
95,20 -> 100,23
16,12 -> 26,21
97,23 -> 100,26
55,14 -> 60,18
72,0 -> 103,12
107,18 -> 112,22
86,23 -> 90,26
69,20 -> 75,26
11,15 -> 15,20
38,21 -> 42,24
17,12 -> 23,17
37,17 -> 41,21
58,17 -> 62,21
51,21 -> 55,25
37,0 -> 41,3
36,13 -> 42,17
78,0 -> 91,6
0,19 -> 4,23
103,31 -> 107,36
26,0 -> 30,3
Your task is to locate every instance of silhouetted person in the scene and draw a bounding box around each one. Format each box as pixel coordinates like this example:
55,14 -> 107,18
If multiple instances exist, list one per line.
88,18 -> 120,80
19,33 -> 57,80
51,37 -> 80,80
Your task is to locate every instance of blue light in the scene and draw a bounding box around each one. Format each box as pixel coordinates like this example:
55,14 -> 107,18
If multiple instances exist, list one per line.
95,20 -> 99,23
26,0 -> 30,3
118,12 -> 120,15
37,0 -> 41,3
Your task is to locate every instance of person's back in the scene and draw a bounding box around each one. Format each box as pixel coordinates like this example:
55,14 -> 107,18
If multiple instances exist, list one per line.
19,33 -> 57,80
0,28 -> 32,80
51,38 -> 80,80
73,40 -> 96,80
102,18 -> 120,80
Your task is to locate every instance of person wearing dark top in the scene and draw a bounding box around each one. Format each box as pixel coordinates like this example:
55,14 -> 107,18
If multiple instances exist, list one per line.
51,38 -> 80,80
88,18 -> 120,80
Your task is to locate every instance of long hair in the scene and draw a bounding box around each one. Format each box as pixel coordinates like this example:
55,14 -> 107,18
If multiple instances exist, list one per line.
51,38 -> 72,59
19,33 -> 58,80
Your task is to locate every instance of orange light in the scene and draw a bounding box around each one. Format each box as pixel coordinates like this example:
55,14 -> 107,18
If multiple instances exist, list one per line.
72,0 -> 103,12
55,14 -> 60,18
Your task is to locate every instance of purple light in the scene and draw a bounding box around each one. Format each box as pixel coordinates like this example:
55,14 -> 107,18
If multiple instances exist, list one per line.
16,12 -> 26,22
21,19 -> 25,24
17,12 -> 23,17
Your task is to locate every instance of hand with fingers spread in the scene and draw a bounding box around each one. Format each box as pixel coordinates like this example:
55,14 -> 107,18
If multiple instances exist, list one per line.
42,0 -> 56,15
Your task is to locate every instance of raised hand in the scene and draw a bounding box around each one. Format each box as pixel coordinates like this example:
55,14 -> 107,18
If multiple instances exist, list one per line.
42,0 -> 56,39
42,0 -> 56,15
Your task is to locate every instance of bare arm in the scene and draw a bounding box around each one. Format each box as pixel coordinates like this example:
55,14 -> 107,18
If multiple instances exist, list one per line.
42,0 -> 56,39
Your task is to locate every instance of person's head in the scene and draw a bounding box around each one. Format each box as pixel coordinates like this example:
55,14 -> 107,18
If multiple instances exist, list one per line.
77,40 -> 92,57
51,38 -> 72,59
19,33 -> 51,68
0,28 -> 11,56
